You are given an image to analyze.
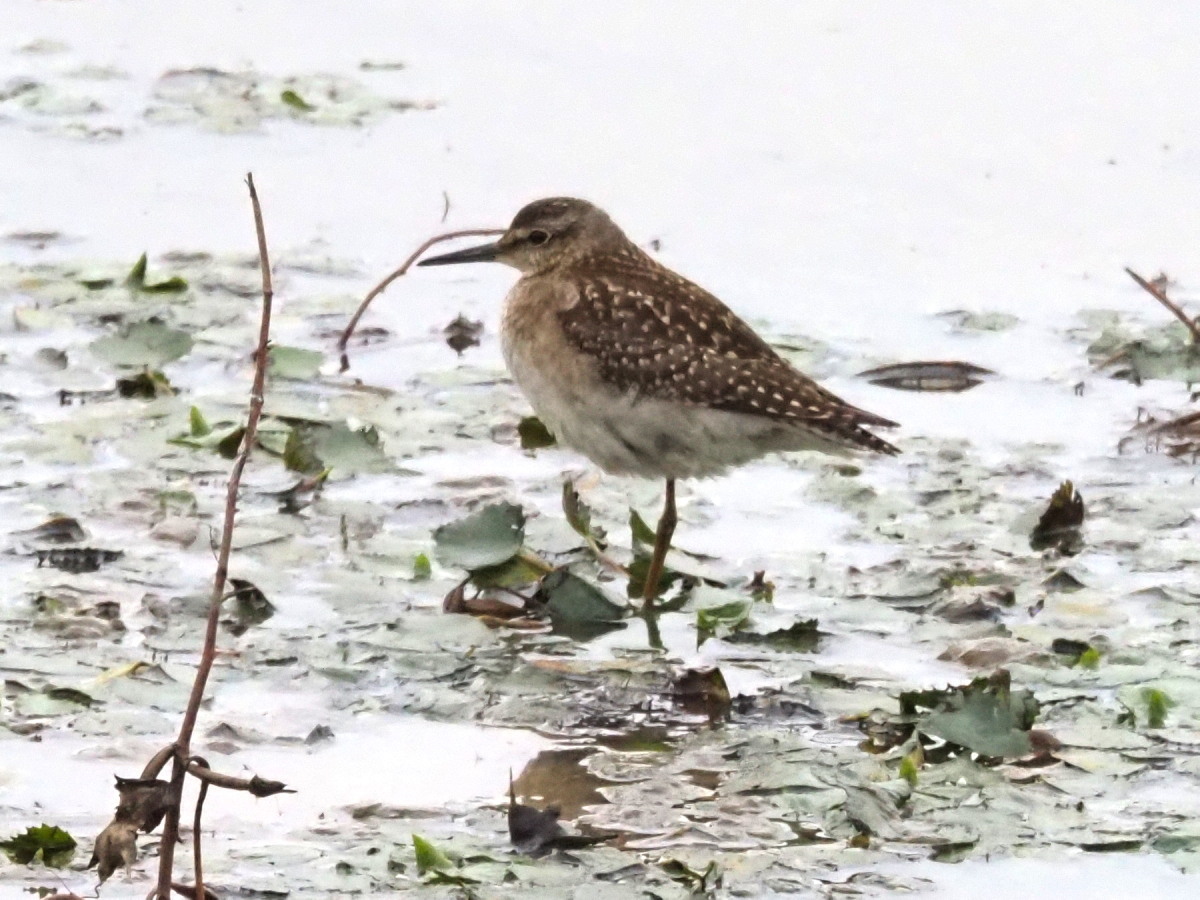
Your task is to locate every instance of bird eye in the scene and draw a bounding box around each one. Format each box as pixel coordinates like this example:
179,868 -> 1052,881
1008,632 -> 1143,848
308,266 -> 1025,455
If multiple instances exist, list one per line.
528,230 -> 550,246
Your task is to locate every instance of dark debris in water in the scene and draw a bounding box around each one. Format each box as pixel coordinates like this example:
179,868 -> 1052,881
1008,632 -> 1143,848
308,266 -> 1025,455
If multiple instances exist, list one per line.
1030,480 -> 1085,555
858,360 -> 995,392
443,313 -> 483,355
33,547 -> 122,573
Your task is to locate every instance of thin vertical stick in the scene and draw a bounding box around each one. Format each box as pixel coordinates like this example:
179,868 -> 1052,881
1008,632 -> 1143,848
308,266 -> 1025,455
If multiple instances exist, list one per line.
153,173 -> 276,898
1125,268 -> 1200,344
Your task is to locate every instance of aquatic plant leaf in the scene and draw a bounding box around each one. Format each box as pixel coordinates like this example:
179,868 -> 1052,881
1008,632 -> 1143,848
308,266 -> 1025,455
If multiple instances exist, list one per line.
411,833 -> 453,875
562,480 -> 604,543
1030,480 -> 1085,554
224,578 -> 275,635
435,502 -> 526,571
123,252 -> 188,293
727,618 -> 821,652
188,405 -> 210,436
268,345 -> 324,379
518,415 -> 556,450
312,423 -> 389,473
412,552 -> 432,581
1,824 -> 77,867
283,427 -> 324,474
536,570 -> 625,628
280,89 -> 315,111
124,252 -> 147,288
858,360 -> 994,392
696,598 -> 752,643
91,320 -> 193,367
917,676 -> 1040,759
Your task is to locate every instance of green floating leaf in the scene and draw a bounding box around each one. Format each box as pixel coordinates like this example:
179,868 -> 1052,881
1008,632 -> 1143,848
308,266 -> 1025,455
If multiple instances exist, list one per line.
537,569 -> 625,630
1,824 -> 77,867
434,502 -> 525,571
412,553 -> 432,581
470,554 -> 547,590
91,320 -> 194,368
168,417 -> 244,457
283,427 -> 324,474
696,599 -> 752,643
269,345 -> 324,380
1143,687 -> 1174,728
188,405 -> 210,437
914,675 -> 1040,759
123,252 -> 188,293
411,833 -> 452,876
124,252 -> 147,288
282,423 -> 389,475
518,415 -> 556,450
281,89 -> 315,111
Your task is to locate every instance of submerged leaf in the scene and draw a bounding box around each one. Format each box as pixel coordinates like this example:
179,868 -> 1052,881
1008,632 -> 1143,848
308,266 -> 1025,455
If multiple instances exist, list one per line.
434,502 -> 526,571
268,345 -> 324,379
91,320 -> 193,367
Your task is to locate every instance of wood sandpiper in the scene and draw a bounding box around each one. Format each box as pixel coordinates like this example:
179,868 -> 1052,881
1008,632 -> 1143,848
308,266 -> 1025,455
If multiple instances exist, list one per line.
419,197 -> 899,602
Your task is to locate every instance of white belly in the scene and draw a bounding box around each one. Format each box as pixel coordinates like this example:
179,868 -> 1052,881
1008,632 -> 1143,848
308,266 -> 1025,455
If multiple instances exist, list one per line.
502,331 -> 838,479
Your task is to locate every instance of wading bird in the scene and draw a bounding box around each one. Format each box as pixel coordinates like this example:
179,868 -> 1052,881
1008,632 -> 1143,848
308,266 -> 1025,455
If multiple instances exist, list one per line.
419,198 -> 898,602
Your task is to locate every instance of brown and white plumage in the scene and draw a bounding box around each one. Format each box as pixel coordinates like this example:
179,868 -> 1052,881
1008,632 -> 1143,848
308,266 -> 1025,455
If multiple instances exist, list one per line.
419,197 -> 898,601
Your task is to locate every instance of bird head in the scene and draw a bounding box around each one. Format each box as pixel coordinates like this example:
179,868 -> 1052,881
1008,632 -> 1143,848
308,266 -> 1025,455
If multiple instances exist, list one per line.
418,197 -> 627,274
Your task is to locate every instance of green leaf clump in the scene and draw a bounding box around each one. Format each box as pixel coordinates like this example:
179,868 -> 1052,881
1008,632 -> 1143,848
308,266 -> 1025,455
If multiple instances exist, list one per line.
904,674 -> 1040,759
124,253 -> 188,293
1,824 -> 77,867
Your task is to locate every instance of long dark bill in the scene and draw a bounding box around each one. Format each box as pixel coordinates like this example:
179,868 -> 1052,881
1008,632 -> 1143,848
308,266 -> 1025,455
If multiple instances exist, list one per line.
417,241 -> 501,266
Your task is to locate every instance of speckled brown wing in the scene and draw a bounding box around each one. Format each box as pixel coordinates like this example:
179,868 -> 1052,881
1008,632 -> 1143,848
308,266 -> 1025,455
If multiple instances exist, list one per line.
557,253 -> 899,455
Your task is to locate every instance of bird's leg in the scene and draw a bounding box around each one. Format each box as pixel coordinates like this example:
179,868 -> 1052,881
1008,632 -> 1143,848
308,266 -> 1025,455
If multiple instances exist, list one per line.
642,477 -> 677,605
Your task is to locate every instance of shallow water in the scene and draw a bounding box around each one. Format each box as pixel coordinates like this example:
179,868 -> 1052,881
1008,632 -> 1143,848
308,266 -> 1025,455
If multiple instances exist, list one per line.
4,1 -> 1200,897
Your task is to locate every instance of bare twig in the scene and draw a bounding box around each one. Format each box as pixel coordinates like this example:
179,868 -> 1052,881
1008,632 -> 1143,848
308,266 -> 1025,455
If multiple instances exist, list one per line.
186,759 -> 293,797
140,744 -> 176,780
1125,268 -> 1200,344
336,227 -> 505,371
153,173 -> 278,899
190,758 -> 209,900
